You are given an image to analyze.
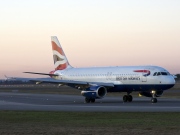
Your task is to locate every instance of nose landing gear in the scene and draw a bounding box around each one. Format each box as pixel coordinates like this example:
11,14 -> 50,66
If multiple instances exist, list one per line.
151,90 -> 157,103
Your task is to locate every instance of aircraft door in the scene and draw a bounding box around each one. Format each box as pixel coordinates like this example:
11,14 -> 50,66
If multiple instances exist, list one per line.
106,72 -> 112,81
141,70 -> 147,82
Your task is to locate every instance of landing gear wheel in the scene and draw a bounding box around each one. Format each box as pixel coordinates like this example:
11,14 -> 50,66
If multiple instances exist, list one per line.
123,95 -> 128,102
90,98 -> 95,103
85,98 -> 91,103
123,95 -> 133,102
128,95 -> 133,102
151,98 -> 157,103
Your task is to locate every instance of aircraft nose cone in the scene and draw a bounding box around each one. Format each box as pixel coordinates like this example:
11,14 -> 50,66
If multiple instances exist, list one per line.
170,77 -> 176,84
163,76 -> 175,90
166,76 -> 175,85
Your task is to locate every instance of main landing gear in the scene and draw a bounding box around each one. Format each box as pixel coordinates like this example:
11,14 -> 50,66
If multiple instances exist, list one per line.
151,90 -> 157,103
123,93 -> 133,102
85,97 -> 95,103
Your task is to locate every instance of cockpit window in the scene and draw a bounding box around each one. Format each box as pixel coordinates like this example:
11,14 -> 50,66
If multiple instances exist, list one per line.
157,72 -> 161,76
161,72 -> 167,75
153,72 -> 170,76
153,72 -> 157,76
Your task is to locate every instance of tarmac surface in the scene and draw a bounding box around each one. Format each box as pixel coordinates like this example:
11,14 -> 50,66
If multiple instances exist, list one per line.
0,92 -> 180,112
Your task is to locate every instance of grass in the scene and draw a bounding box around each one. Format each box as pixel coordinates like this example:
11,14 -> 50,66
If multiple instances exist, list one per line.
0,111 -> 180,135
0,83 -> 180,134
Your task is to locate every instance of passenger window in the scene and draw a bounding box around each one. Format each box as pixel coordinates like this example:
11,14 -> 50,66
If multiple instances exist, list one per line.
161,72 -> 167,75
153,72 -> 157,76
157,72 -> 161,76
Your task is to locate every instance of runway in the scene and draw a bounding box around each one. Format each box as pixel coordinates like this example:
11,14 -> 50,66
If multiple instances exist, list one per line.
0,92 -> 180,112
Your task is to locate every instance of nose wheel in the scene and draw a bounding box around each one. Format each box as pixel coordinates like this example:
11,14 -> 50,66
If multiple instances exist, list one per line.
151,98 -> 157,103
123,95 -> 133,102
151,90 -> 157,103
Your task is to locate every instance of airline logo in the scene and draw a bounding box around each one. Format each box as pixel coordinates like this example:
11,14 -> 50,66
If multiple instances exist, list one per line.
51,40 -> 69,70
133,70 -> 151,76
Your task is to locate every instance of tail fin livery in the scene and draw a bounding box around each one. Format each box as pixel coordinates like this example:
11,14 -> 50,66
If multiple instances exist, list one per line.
51,36 -> 72,70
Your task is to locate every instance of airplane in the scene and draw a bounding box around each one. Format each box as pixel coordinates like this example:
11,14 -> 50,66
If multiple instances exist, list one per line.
17,36 -> 175,103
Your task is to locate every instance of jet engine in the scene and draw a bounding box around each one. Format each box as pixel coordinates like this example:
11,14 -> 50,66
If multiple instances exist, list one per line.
81,86 -> 107,99
139,91 -> 164,97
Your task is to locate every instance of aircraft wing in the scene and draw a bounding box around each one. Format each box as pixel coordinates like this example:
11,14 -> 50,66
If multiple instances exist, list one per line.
9,76 -> 114,87
171,74 -> 176,78
172,74 -> 180,80
28,78 -> 114,87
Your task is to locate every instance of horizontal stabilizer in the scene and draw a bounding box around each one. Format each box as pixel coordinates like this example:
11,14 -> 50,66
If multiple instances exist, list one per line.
23,72 -> 58,76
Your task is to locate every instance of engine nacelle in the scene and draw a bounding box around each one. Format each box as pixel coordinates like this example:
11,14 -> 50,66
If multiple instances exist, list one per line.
139,91 -> 164,97
81,86 -> 107,99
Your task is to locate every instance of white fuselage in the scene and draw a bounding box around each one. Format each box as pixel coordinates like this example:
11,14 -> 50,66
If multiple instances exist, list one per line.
53,66 -> 175,87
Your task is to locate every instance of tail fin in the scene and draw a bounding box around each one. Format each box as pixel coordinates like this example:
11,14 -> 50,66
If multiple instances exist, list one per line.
51,36 -> 72,70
